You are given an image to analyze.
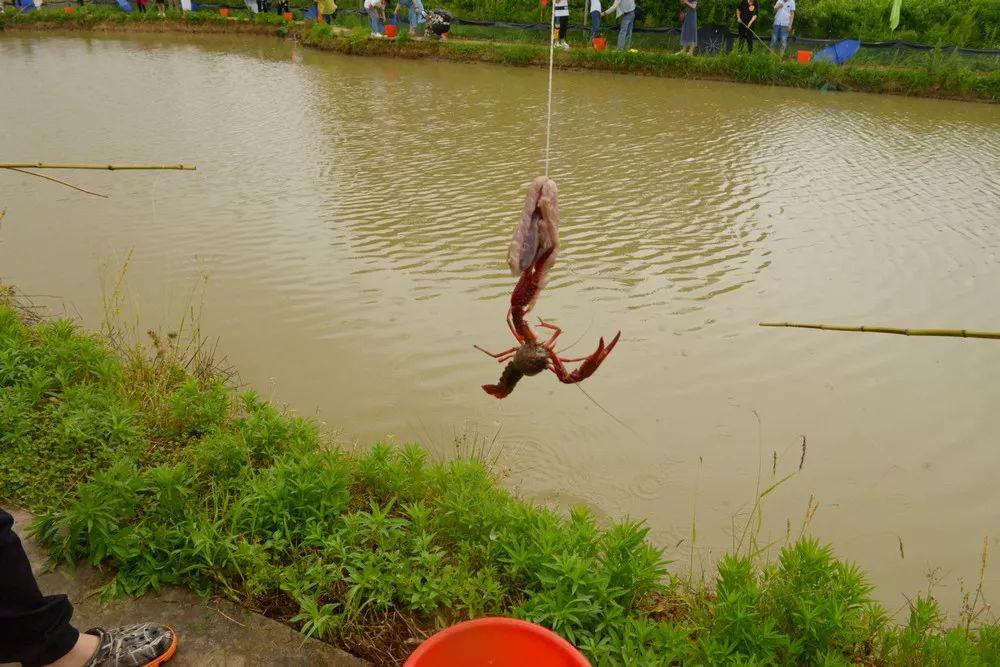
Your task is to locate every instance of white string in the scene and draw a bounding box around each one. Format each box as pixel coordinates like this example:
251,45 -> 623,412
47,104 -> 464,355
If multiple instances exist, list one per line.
544,3 -> 556,177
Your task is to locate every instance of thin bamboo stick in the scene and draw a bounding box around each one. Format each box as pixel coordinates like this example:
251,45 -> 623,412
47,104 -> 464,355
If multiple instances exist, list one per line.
0,163 -> 196,171
759,322 -> 1000,340
5,167 -> 109,199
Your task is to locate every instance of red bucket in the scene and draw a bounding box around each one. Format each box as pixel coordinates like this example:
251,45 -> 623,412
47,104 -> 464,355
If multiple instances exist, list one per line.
64,5 -> 75,11
592,36 -> 606,51
282,11 -> 293,20
386,24 -> 398,37
796,49 -> 813,63
219,7 -> 229,16
405,618 -> 590,667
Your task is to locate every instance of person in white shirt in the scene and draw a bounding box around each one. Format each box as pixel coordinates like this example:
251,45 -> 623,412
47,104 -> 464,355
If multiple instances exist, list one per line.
553,0 -> 571,50
364,0 -> 387,37
602,0 -> 636,51
770,0 -> 795,56
589,0 -> 602,41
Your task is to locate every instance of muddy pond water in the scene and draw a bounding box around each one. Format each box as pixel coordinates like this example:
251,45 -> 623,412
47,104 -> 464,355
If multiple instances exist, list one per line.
2,32 -> 999,608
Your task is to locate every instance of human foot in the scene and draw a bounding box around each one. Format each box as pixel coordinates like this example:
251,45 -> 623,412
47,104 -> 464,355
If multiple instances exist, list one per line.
46,633 -> 99,667
84,624 -> 177,667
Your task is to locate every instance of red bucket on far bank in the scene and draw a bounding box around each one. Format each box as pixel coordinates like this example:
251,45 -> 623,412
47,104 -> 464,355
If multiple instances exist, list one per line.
404,618 -> 590,667
219,7 -> 229,16
64,5 -> 75,12
385,23 -> 398,37
796,49 -> 813,63
593,36 -> 607,51
282,10 -> 293,20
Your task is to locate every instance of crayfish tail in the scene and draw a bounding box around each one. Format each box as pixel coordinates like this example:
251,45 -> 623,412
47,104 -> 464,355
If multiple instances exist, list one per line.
482,383 -> 510,398
482,361 -> 524,399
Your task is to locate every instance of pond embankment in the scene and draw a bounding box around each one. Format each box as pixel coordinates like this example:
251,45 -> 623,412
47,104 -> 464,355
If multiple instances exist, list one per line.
3,8 -> 997,102
0,287 -> 998,665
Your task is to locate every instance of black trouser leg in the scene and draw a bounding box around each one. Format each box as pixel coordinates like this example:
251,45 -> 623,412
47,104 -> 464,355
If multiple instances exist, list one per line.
0,509 -> 79,667
558,15 -> 568,40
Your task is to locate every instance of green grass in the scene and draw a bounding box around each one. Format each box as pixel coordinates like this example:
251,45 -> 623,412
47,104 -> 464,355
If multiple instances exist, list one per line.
1,294 -> 998,664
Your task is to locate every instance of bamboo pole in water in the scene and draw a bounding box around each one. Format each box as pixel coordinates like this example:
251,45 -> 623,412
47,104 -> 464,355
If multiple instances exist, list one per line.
759,322 -> 1000,340
0,163 -> 196,171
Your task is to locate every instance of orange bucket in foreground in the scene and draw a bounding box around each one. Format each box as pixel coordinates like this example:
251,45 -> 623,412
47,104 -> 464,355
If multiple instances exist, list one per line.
385,23 -> 398,37
404,618 -> 590,667
592,36 -> 607,51
796,49 -> 813,63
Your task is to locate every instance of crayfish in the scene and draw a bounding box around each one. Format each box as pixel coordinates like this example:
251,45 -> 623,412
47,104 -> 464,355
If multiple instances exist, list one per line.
475,176 -> 620,398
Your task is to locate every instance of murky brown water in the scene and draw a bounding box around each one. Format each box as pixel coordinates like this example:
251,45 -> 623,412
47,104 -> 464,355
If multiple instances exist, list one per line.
2,32 -> 999,608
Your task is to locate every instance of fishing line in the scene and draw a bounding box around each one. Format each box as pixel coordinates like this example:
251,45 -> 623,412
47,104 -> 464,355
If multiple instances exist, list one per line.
538,8 -> 642,443
554,312 -> 595,355
5,167 -> 108,199
573,382 -> 649,445
544,3 -> 556,177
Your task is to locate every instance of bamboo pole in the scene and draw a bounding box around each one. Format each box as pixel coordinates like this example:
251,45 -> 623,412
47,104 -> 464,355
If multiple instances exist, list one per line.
0,163 -> 196,171
759,322 -> 1000,340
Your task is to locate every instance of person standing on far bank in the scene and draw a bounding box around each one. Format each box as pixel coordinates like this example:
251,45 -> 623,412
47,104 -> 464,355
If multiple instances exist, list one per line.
770,0 -> 795,56
602,0 -> 636,51
589,0 -> 602,42
553,0 -> 571,50
317,0 -> 337,25
677,0 -> 698,54
365,0 -> 386,37
394,0 -> 427,36
736,0 -> 758,51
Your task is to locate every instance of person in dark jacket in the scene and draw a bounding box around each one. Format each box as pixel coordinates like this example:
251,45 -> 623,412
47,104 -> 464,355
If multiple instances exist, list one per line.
736,0 -> 758,51
0,509 -> 178,667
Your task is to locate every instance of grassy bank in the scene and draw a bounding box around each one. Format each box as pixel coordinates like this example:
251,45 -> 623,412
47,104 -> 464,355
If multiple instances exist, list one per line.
1,291 -> 999,664
2,7 -> 998,102
5,0 -> 1000,47
280,0 -> 998,48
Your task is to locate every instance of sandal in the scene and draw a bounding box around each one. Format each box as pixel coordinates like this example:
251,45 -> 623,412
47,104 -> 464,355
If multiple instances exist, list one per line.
84,623 -> 178,667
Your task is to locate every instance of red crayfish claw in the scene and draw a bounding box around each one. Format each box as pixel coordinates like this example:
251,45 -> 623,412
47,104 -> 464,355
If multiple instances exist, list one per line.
549,331 -> 622,385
